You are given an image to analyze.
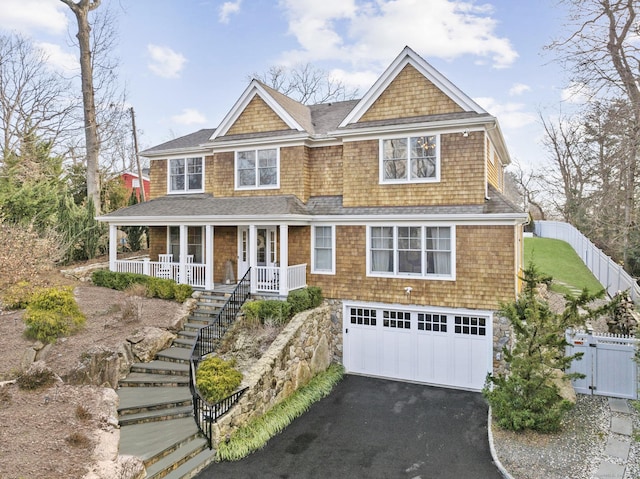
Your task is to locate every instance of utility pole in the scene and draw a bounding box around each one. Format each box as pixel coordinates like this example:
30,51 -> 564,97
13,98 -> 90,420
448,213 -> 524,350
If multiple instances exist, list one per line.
129,107 -> 146,202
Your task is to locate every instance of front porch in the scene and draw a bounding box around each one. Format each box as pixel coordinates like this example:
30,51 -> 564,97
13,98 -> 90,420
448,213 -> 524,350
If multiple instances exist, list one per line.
112,257 -> 307,294
107,223 -> 307,295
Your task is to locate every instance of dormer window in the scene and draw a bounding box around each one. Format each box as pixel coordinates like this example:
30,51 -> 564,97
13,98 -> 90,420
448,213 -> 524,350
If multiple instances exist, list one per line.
236,148 -> 279,189
169,157 -> 203,193
380,135 -> 439,183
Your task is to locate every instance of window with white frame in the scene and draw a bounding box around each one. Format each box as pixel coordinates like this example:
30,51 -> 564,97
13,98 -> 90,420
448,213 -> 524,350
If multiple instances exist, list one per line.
381,135 -> 439,183
369,225 -> 453,279
236,148 -> 278,189
312,225 -> 335,274
169,157 -> 203,193
169,226 -> 203,263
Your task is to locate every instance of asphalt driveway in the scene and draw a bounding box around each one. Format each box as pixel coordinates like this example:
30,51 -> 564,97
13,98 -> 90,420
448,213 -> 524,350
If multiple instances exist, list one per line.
198,375 -> 503,479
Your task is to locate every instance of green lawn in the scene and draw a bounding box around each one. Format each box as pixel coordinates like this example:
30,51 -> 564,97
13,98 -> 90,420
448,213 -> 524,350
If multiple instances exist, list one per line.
524,237 -> 603,295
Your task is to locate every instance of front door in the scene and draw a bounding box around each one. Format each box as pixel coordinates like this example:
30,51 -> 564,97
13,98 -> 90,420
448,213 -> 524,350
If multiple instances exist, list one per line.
238,226 -> 278,278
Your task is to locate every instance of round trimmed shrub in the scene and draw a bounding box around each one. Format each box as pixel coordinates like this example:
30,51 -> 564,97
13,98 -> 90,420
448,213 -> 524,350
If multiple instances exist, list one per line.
23,287 -> 86,343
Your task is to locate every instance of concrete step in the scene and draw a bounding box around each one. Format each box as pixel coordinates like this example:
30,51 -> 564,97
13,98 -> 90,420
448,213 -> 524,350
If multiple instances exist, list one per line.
119,372 -> 189,388
130,360 -> 189,376
186,315 -> 214,325
184,321 -> 209,332
172,337 -> 196,349
156,347 -> 192,364
178,330 -> 198,339
119,417 -> 200,465
161,446 -> 217,479
146,436 -> 210,479
118,405 -> 193,426
118,386 -> 192,414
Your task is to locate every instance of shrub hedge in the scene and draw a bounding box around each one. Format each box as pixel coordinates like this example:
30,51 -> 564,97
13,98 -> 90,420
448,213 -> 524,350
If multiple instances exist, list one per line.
240,287 -> 323,325
91,269 -> 192,302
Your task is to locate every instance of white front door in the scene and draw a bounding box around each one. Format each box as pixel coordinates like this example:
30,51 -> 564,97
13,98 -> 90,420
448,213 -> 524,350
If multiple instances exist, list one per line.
238,226 -> 278,279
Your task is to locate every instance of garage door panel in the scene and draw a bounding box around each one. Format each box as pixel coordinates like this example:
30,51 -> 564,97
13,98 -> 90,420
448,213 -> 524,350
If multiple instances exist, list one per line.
416,334 -> 450,385
380,330 -> 413,380
347,327 -> 378,375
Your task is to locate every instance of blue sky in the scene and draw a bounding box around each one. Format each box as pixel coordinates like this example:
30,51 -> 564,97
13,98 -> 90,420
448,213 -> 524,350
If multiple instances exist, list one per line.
0,0 -> 575,169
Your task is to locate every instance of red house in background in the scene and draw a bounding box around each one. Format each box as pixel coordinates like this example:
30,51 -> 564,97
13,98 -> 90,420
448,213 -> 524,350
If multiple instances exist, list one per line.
121,170 -> 150,202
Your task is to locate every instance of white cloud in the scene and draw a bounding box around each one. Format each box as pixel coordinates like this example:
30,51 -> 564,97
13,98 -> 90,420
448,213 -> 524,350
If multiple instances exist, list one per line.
328,68 -> 378,91
560,81 -> 591,104
147,44 -> 187,79
219,0 -> 242,24
36,42 -> 78,73
475,96 -> 536,129
171,108 -> 207,125
509,83 -> 531,96
278,0 -> 517,69
0,0 -> 68,35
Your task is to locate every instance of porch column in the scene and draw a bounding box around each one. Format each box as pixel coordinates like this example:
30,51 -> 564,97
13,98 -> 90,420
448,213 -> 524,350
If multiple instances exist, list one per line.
109,224 -> 118,272
249,224 -> 257,294
205,225 -> 214,290
279,224 -> 289,296
179,225 -> 188,284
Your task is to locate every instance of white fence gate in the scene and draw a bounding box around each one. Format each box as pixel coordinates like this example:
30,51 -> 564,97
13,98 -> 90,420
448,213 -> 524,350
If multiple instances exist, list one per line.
565,330 -> 639,400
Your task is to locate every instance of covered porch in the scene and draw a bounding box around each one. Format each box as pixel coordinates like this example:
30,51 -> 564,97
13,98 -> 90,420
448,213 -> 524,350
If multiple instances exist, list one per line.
106,223 -> 307,295
98,194 -> 311,295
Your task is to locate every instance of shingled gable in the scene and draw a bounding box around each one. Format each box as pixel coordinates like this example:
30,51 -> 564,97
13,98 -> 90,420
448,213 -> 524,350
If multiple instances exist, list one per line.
339,45 -> 487,127
210,80 -> 309,140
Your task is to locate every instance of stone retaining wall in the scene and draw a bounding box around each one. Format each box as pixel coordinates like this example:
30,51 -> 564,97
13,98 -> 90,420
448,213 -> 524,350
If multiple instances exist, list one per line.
211,303 -> 342,447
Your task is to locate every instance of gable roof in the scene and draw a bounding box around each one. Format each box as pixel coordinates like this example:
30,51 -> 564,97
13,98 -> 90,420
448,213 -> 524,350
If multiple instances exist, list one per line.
211,80 -> 309,140
339,46 -> 487,127
139,47 -> 507,160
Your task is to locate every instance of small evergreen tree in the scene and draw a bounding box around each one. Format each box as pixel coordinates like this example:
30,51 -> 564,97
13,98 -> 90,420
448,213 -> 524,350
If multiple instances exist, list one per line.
122,191 -> 147,251
484,263 -> 605,432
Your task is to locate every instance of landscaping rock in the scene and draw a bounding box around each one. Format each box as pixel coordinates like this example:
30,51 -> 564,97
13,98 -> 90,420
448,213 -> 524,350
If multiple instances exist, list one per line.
127,327 -> 176,362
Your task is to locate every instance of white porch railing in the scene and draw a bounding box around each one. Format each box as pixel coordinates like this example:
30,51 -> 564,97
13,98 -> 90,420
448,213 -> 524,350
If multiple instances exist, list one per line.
113,259 -> 306,293
114,259 -> 206,288
255,264 -> 307,293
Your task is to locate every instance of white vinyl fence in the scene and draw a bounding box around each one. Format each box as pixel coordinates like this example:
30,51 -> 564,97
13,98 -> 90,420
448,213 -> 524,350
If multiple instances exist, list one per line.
565,330 -> 638,400
534,220 -> 640,303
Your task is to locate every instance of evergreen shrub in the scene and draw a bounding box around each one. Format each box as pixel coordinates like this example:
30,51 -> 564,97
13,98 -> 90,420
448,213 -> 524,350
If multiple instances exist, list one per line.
196,357 -> 243,403
23,287 -> 86,343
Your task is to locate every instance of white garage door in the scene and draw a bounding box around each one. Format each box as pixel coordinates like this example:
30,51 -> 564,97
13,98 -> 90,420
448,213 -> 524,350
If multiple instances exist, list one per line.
343,303 -> 493,391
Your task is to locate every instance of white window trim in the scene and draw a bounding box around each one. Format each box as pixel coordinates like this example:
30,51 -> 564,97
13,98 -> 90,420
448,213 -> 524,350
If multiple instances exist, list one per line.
167,156 -> 205,194
311,225 -> 336,275
234,147 -> 280,190
379,133 -> 441,184
366,224 -> 456,281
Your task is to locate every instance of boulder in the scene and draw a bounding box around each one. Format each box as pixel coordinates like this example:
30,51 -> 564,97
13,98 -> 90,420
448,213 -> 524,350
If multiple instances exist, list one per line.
66,343 -> 134,389
127,327 -> 176,362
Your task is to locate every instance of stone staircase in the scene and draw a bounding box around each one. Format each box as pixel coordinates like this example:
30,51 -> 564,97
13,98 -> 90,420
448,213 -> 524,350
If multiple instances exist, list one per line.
117,290 -> 232,479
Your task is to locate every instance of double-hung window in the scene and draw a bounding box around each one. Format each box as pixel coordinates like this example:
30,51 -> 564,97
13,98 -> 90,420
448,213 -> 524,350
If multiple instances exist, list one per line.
169,157 -> 203,193
312,225 -> 335,274
381,135 -> 439,183
368,225 -> 453,279
236,148 -> 279,189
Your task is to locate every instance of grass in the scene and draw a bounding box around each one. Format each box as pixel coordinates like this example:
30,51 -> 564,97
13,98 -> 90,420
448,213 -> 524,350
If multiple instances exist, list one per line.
215,363 -> 344,462
524,237 -> 603,296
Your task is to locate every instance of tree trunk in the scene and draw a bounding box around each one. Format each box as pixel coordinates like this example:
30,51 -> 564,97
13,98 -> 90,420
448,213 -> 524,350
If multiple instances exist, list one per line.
60,0 -> 101,214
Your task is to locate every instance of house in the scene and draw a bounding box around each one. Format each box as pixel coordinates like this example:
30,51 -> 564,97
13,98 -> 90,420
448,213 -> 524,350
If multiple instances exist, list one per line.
98,47 -> 527,391
120,170 -> 150,202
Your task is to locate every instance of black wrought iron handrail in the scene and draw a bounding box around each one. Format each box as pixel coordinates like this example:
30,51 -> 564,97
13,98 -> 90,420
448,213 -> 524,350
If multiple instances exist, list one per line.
189,268 -> 252,448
